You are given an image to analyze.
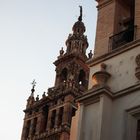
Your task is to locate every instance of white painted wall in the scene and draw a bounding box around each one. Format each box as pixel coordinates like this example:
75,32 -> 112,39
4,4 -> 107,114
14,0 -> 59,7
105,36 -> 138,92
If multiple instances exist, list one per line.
71,90 -> 140,140
89,45 -> 140,92
110,90 -> 140,140
79,102 -> 100,140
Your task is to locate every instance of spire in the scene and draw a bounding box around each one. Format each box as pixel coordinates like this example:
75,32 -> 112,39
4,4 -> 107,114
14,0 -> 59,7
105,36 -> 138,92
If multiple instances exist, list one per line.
27,80 -> 36,107
72,6 -> 85,35
78,6 -> 83,22
55,6 -> 88,61
88,50 -> 93,59
63,6 -> 88,57
31,79 -> 36,97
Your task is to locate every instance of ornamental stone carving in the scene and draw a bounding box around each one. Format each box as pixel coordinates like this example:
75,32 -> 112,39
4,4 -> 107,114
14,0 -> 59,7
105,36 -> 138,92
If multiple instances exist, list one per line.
136,54 -> 140,66
135,54 -> 140,80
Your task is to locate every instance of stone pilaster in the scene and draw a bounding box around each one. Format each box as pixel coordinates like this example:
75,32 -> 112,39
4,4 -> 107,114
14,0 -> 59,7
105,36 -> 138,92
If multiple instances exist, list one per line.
29,119 -> 34,137
62,104 -> 72,126
35,113 -> 42,134
60,132 -> 70,140
46,110 -> 52,131
54,108 -> 60,128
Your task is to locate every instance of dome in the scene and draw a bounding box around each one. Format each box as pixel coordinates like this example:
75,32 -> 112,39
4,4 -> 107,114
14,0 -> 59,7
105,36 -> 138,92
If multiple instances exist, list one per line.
72,20 -> 86,35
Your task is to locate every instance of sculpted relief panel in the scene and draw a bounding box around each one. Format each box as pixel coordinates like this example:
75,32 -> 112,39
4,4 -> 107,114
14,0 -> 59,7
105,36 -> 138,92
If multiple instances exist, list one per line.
135,54 -> 140,80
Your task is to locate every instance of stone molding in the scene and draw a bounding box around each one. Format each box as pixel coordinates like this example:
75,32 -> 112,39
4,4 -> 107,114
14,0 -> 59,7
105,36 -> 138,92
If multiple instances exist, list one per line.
96,0 -> 114,10
87,39 -> 140,67
76,83 -> 140,103
76,86 -> 113,104
125,105 -> 140,140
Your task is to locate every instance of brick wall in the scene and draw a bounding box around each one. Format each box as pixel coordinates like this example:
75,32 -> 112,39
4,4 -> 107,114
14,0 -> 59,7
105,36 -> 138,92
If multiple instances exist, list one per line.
94,0 -> 116,58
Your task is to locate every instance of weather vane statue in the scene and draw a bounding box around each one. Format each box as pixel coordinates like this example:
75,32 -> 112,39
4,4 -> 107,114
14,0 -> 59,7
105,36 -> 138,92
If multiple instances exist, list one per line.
31,79 -> 36,96
78,5 -> 83,22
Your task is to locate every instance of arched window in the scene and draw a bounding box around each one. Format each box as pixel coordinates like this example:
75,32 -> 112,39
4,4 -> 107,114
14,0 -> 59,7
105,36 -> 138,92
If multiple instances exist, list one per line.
67,42 -> 71,53
82,43 -> 85,54
77,28 -> 80,33
60,68 -> 68,83
25,120 -> 31,139
41,105 -> 49,132
137,119 -> 140,140
31,118 -> 37,135
78,70 -> 86,86
69,107 -> 76,125
58,107 -> 64,126
50,110 -> 56,129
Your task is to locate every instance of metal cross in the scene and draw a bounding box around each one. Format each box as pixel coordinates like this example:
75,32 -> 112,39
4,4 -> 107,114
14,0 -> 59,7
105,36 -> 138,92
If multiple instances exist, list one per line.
31,79 -> 36,89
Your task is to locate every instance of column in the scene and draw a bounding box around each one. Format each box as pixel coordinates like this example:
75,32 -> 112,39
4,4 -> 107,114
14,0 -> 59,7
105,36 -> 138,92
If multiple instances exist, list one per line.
29,119 -> 34,137
54,108 -> 60,128
35,113 -> 43,134
46,110 -> 52,131
62,104 -> 72,126
58,107 -> 64,127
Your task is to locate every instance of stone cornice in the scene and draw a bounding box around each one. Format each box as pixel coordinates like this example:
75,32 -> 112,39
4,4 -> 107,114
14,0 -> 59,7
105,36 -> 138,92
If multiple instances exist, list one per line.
76,82 -> 140,104
76,86 -> 113,103
87,39 -> 140,67
96,0 -> 114,10
114,82 -> 140,99
54,53 -> 87,66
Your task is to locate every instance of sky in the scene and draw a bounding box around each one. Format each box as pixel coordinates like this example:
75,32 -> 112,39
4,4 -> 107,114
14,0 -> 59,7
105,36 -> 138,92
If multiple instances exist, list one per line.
0,0 -> 97,139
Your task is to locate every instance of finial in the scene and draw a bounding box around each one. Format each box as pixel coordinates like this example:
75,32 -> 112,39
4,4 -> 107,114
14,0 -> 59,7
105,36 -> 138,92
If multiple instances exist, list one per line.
59,47 -> 64,56
31,79 -> 36,96
36,95 -> 39,101
78,6 -> 83,22
42,92 -> 46,98
88,50 -> 93,59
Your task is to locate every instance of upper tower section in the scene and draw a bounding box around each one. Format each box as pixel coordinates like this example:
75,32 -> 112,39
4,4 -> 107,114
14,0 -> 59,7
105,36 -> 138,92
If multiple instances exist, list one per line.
54,6 -> 90,92
65,6 -> 88,59
94,0 -> 140,58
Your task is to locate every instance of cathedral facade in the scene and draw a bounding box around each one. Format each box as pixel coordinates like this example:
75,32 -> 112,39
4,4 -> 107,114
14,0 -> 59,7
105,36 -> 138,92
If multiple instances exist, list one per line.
21,7 -> 91,140
70,0 -> 140,140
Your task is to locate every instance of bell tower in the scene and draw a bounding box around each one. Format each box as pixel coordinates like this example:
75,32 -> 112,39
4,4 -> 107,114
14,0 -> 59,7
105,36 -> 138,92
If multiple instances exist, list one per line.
21,6 -> 90,140
54,6 -> 89,90
47,6 -> 89,140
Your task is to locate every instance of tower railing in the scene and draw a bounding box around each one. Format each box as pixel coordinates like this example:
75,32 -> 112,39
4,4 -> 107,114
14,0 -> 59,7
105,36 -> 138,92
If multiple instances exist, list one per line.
109,25 -> 137,51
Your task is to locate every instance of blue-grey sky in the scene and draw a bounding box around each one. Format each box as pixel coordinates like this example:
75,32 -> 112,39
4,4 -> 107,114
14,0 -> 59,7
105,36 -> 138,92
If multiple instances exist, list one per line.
0,0 -> 97,139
